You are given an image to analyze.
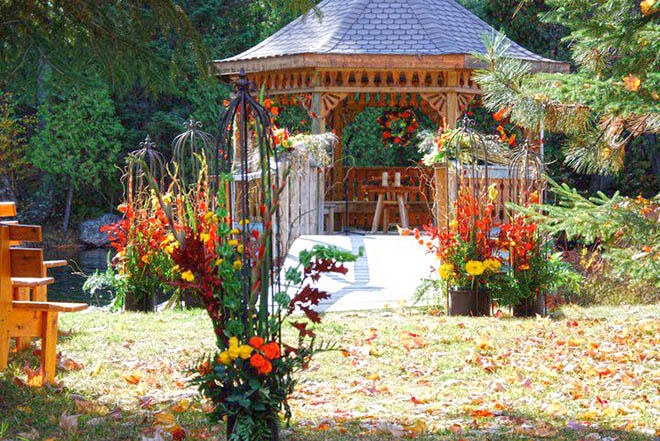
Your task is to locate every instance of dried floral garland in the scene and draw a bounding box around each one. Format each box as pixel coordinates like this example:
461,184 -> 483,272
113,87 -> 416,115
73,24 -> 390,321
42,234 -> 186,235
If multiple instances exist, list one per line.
377,108 -> 419,148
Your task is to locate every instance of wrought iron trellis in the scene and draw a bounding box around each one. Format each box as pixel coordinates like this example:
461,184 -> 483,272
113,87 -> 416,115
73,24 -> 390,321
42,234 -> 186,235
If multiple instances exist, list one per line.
126,135 -> 166,207
172,119 -> 217,196
216,69 -> 282,341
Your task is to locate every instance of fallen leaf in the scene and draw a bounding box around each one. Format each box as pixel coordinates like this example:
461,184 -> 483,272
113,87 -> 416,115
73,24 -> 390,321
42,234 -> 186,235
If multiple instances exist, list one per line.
16,428 -> 39,440
59,413 -> 79,433
123,373 -> 142,385
60,358 -> 84,371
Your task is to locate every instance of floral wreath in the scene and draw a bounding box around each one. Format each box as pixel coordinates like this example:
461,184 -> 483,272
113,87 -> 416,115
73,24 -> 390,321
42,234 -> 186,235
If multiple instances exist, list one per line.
377,108 -> 419,148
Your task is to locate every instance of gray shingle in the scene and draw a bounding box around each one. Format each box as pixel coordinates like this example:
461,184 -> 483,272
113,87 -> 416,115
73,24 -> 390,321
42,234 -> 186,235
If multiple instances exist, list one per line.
223,0 -> 556,63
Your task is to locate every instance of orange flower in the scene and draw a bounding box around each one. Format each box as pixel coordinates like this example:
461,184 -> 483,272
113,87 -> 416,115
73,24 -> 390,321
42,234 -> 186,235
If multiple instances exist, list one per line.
250,353 -> 266,369
262,342 -> 281,360
493,107 -> 509,122
263,98 -> 273,109
249,336 -> 264,349
271,106 -> 280,116
258,360 -> 273,375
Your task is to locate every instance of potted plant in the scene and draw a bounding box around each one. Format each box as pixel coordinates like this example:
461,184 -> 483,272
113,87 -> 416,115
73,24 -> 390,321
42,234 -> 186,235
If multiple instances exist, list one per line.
488,213 -> 579,316
408,185 -> 501,316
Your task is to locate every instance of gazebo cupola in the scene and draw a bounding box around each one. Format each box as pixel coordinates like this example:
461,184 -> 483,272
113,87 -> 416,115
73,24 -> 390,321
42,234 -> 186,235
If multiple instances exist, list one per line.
214,0 -> 568,200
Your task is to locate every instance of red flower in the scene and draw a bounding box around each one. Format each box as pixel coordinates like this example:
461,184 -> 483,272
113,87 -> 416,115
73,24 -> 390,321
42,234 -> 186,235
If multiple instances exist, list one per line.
262,342 -> 281,360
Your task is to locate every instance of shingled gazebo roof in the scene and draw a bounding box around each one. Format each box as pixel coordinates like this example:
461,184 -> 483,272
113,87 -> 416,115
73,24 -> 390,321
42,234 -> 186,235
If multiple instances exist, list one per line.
216,0 -> 567,74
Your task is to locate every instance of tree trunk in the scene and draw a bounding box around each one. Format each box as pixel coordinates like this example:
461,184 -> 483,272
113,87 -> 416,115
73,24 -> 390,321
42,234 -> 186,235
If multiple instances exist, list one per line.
62,181 -> 74,233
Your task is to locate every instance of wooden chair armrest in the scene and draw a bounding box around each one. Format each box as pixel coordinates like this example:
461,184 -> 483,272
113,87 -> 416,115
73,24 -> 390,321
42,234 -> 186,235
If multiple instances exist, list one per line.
12,301 -> 88,313
11,277 -> 55,288
44,260 -> 68,269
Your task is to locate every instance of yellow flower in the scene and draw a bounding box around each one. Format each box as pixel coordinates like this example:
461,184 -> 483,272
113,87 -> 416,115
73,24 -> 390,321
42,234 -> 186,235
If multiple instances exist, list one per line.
228,346 -> 240,360
465,261 -> 485,276
230,229 -> 240,235
164,245 -> 175,255
204,212 -> 215,222
218,351 -> 231,365
215,258 -> 224,266
229,337 -> 239,348
239,219 -> 250,226
449,220 -> 458,229
141,254 -> 150,264
519,264 -> 530,271
237,244 -> 244,254
484,258 -> 501,272
238,345 -> 253,359
200,232 -> 211,243
488,183 -> 499,202
181,270 -> 195,282
162,194 -> 172,205
640,0 -> 657,16
233,260 -> 243,270
227,239 -> 239,247
437,263 -> 454,280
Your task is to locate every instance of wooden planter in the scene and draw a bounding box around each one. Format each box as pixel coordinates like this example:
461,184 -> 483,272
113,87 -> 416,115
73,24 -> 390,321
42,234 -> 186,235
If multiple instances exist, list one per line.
449,288 -> 490,316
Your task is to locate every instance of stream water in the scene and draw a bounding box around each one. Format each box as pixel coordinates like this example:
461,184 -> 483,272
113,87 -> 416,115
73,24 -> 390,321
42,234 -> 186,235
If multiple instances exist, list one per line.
44,247 -> 113,306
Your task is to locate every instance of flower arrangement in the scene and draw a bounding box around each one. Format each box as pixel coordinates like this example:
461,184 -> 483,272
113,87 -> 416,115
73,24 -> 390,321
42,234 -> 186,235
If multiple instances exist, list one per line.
411,184 -> 501,290
98,190 -> 178,311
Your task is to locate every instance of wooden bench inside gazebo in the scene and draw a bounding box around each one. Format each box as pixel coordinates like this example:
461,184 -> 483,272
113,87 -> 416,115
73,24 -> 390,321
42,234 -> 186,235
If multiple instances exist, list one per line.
214,0 -> 568,233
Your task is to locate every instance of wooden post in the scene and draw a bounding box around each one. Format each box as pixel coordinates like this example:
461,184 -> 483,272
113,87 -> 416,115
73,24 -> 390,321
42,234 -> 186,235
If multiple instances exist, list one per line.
433,164 -> 449,227
0,225 -> 11,370
41,311 -> 58,383
446,72 -> 459,129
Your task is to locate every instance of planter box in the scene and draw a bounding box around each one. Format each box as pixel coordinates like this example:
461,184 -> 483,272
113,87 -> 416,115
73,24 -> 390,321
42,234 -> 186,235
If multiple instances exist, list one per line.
449,288 -> 490,316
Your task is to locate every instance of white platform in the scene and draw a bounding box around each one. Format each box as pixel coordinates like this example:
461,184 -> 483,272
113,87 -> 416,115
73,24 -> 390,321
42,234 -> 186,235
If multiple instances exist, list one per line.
282,234 -> 436,312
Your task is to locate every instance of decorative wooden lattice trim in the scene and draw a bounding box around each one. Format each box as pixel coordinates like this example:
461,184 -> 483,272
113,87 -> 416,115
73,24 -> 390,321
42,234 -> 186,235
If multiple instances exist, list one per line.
245,69 -> 481,96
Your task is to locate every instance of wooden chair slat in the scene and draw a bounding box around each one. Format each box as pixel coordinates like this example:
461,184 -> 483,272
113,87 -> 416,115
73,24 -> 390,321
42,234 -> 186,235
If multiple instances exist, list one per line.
10,248 -> 44,278
12,301 -> 88,313
8,224 -> 42,242
0,202 -> 16,218
43,260 -> 68,269
11,277 -> 55,288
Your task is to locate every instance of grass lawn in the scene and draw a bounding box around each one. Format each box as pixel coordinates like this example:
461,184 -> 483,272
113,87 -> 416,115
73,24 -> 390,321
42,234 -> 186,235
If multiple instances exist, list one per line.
1,305 -> 659,440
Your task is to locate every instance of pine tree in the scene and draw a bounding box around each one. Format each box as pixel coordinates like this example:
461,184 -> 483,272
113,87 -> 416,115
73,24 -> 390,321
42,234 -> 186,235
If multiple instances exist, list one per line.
513,179 -> 660,287
474,0 -> 660,175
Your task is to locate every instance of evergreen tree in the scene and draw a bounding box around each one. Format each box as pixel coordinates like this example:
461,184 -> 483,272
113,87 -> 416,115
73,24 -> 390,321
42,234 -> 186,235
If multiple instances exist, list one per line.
474,0 -> 660,175
28,83 -> 125,232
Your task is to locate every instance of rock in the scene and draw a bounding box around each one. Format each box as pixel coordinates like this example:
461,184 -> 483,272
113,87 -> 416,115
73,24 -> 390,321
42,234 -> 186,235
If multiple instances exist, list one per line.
79,213 -> 121,247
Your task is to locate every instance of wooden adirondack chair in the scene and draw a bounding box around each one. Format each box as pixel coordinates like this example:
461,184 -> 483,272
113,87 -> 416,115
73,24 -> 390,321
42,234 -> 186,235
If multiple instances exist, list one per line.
0,209 -> 88,384
0,202 -> 69,351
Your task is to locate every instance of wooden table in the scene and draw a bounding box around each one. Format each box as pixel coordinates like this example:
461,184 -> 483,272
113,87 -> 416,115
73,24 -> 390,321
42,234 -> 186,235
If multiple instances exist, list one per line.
362,185 -> 418,233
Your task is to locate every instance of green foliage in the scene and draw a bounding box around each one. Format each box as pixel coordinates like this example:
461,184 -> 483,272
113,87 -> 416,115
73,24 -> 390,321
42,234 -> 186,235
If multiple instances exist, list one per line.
513,179 -> 660,288
474,0 -> 660,175
0,92 -> 34,196
28,83 -> 125,191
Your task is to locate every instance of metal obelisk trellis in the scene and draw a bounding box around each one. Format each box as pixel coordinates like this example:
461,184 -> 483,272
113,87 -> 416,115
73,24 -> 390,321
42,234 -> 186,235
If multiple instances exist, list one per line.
216,69 -> 281,339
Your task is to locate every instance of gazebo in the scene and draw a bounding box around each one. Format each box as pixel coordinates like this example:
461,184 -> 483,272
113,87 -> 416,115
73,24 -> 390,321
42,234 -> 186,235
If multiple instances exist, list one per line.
214,0 -> 568,232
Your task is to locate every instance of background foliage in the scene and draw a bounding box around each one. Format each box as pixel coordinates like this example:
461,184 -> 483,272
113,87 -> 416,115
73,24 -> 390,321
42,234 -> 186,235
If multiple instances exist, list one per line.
0,0 -> 657,230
